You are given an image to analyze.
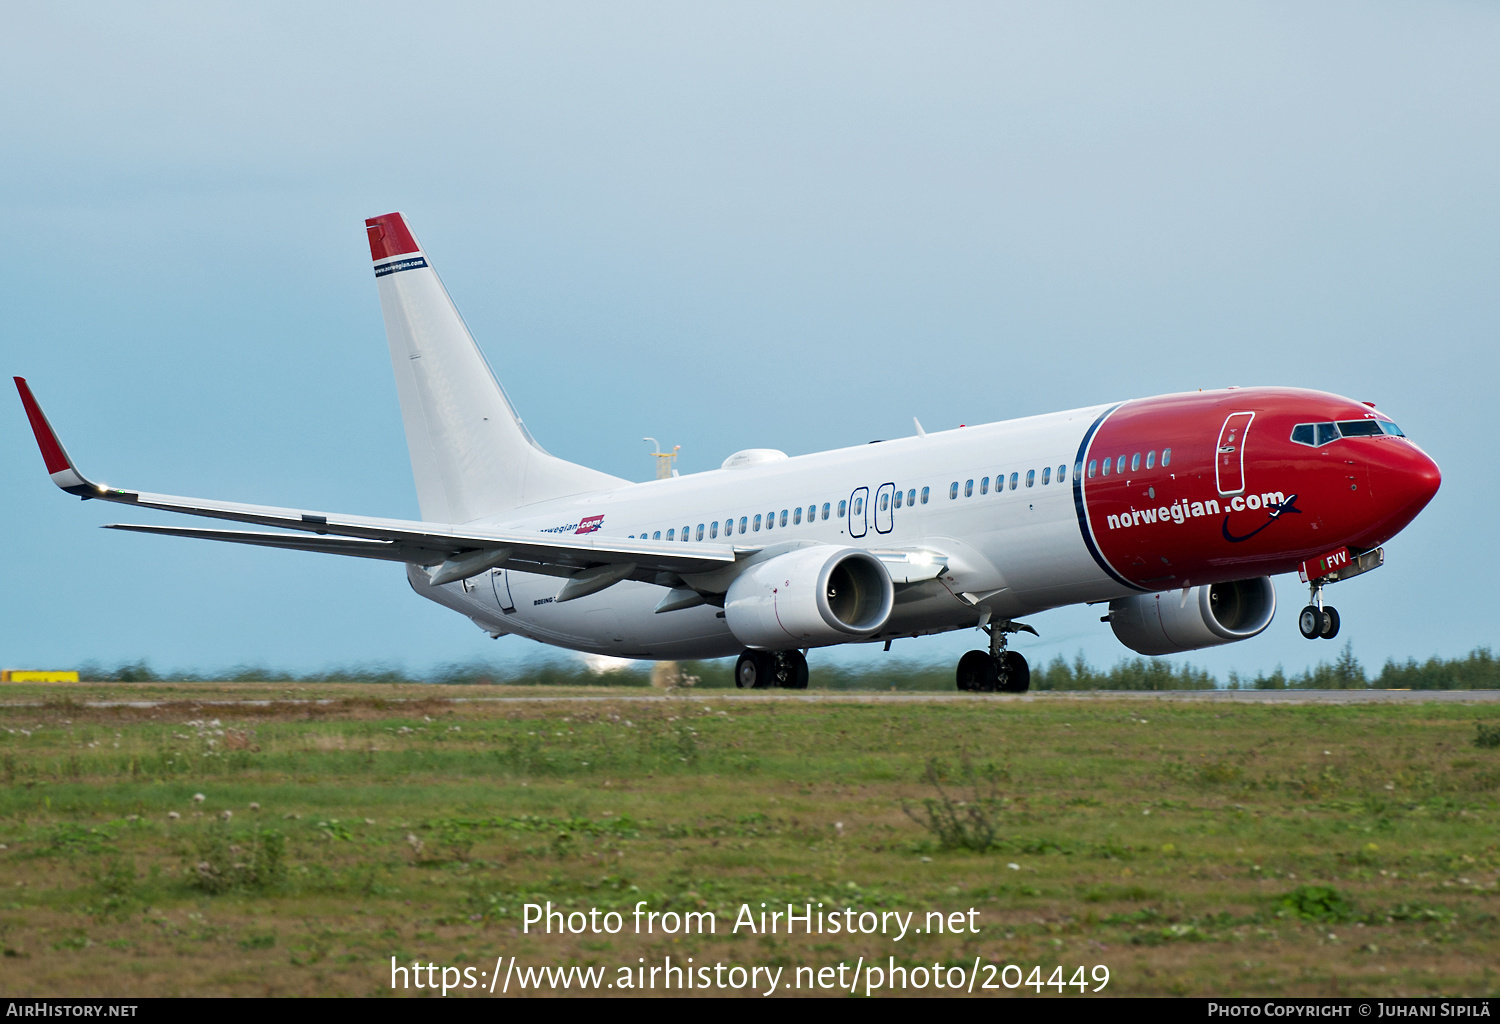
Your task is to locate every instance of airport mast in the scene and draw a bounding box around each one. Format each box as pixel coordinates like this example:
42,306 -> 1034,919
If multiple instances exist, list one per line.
643,438 -> 679,480
644,438 -> 681,688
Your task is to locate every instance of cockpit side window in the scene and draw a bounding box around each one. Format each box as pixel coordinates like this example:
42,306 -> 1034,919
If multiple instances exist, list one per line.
1292,422 -> 1342,447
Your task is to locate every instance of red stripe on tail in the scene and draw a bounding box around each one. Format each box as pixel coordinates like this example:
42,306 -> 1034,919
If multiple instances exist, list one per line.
365,213 -> 421,261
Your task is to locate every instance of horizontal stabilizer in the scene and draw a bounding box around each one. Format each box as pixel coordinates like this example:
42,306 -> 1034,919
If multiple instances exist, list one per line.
104,524 -> 436,563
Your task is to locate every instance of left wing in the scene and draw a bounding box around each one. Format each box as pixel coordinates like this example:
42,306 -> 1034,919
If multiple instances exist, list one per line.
15,377 -> 741,594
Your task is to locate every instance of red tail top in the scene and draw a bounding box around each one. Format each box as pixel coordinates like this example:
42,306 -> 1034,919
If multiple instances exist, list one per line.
365,213 -> 421,261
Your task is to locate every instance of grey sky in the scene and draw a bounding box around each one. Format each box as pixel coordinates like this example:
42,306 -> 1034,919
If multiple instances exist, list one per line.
3,3 -> 1495,678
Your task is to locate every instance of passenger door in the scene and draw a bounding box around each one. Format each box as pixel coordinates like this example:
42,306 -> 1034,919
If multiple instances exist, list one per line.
873,482 -> 895,534
847,486 -> 869,538
1215,412 -> 1254,495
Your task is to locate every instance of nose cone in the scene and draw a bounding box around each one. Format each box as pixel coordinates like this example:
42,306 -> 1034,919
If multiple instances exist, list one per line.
1365,441 -> 1441,540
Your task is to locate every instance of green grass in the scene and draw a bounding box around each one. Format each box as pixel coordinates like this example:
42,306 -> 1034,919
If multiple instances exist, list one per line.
0,686 -> 1497,996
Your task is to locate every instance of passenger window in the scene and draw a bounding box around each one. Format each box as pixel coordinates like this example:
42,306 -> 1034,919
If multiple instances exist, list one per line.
1088,459 -> 1097,478
1041,466 -> 1051,485
793,507 -> 802,525
949,482 -> 959,500
709,521 -> 718,539
682,526 -> 690,542
780,509 -> 788,527
907,489 -> 916,506
653,531 -> 661,540
1101,458 -> 1111,477
696,524 -> 704,541
1116,456 -> 1127,475
920,487 -> 929,504
765,510 -> 774,530
822,502 -> 831,520
667,528 -> 675,540
878,492 -> 888,511
1161,448 -> 1172,467
1059,464 -> 1067,482
753,514 -> 762,531
964,479 -> 973,497
1008,472 -> 1018,490
738,517 -> 747,534
838,500 -> 847,517
1026,469 -> 1035,487
1146,450 -> 1156,469
893,490 -> 902,509
1130,453 -> 1141,473
979,477 -> 988,495
853,497 -> 863,516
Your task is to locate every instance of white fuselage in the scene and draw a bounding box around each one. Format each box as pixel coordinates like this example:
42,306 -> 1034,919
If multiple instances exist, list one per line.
414,403 -> 1130,659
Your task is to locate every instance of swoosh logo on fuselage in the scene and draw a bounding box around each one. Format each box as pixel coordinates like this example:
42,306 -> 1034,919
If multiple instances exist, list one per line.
1221,493 -> 1302,543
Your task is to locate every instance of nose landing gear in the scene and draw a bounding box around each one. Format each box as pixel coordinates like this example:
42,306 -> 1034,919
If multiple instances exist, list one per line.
1296,546 -> 1383,641
956,619 -> 1033,693
1298,583 -> 1341,641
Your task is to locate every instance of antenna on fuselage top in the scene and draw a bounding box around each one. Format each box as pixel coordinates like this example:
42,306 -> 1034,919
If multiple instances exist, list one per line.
643,438 -> 680,480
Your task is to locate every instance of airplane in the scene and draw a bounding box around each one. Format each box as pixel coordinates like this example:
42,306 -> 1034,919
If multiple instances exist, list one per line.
14,212 -> 1442,692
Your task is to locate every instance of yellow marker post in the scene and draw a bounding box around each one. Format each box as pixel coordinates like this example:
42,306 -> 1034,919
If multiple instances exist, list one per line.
1,670 -> 81,683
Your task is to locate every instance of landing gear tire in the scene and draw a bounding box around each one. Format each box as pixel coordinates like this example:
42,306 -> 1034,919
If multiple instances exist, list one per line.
1318,606 -> 1341,640
1298,605 -> 1322,639
735,650 -> 774,689
998,650 -> 1031,693
774,650 -> 809,690
956,650 -> 997,692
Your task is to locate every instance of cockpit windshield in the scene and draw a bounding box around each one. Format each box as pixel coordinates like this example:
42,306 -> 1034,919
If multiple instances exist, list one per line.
1291,419 -> 1405,447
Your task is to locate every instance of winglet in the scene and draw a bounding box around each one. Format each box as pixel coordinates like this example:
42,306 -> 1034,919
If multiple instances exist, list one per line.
13,377 -> 98,495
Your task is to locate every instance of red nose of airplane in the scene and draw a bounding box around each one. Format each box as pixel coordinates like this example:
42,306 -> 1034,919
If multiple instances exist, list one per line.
1363,440 -> 1441,543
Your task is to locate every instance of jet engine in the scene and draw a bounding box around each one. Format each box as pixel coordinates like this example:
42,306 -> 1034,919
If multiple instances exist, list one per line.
1107,577 -> 1276,656
724,546 -> 894,649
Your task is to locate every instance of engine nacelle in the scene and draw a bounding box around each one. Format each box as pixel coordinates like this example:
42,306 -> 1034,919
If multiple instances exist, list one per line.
724,546 -> 894,650
1108,577 -> 1276,655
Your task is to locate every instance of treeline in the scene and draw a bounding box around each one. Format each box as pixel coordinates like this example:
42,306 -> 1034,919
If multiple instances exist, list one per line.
67,644 -> 1500,690
1228,644 -> 1500,691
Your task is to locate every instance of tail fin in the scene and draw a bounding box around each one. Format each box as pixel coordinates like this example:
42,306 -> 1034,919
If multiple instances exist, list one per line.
366,213 -> 622,523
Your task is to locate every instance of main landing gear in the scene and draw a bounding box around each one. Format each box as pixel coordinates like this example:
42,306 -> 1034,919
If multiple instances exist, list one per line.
1298,581 -> 1341,641
734,649 -> 809,690
956,619 -> 1033,693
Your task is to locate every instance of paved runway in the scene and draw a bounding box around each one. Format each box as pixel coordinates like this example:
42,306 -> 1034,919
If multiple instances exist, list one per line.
3,688 -> 1499,709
